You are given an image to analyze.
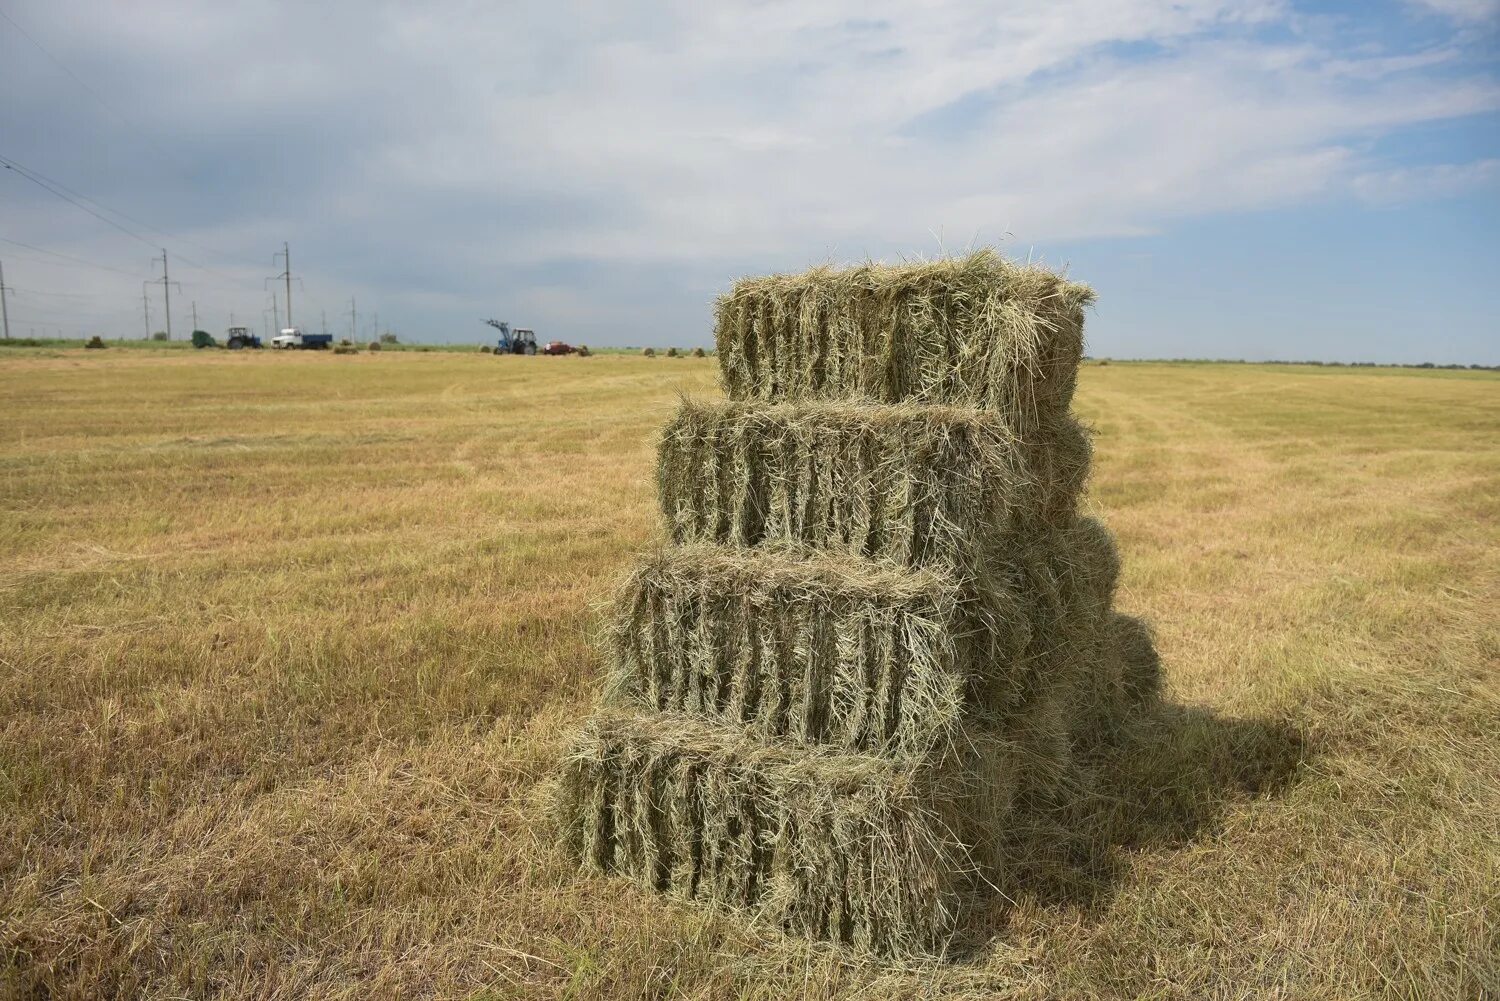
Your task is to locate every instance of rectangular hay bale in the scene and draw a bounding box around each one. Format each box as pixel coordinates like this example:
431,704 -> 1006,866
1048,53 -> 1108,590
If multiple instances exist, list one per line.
557,708 -> 1017,955
714,250 -> 1094,422
605,545 -> 1031,758
658,398 -> 1091,571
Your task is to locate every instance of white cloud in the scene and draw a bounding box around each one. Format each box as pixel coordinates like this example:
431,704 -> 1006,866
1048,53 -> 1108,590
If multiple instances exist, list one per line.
1352,158 -> 1500,202
0,0 -> 1495,342
1405,0 -> 1500,25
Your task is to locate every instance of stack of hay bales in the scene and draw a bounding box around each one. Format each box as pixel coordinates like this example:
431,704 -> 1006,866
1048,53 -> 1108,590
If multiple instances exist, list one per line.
556,249 -> 1159,956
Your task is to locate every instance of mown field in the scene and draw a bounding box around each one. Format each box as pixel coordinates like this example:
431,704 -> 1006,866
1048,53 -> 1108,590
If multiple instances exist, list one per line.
1,348 -> 1496,1000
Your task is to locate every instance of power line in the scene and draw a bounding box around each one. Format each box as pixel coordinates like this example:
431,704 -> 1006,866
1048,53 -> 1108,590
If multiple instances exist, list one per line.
0,260 -> 11,339
0,236 -> 141,277
145,249 -> 179,339
6,286 -> 113,298
0,156 -> 159,249
268,242 -> 301,328
0,155 -> 263,289
0,6 -> 180,167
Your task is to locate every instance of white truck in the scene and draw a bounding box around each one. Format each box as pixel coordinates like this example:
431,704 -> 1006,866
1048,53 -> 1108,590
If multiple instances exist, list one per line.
270,327 -> 333,350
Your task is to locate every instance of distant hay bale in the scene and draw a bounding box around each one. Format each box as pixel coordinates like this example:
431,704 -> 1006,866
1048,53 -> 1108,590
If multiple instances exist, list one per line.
715,249 -> 1094,428
333,343 -> 359,355
578,345 -> 592,357
479,345 -> 492,353
604,545 -> 1030,758
691,346 -> 707,358
367,341 -> 382,351
643,347 -> 657,357
658,399 -> 1090,570
667,347 -> 680,358
85,336 -> 107,350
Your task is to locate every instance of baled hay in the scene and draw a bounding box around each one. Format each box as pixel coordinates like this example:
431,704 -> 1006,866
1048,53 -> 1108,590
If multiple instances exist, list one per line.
557,709 -> 961,953
658,398 -> 1090,571
557,707 -> 1025,955
1111,611 -> 1161,706
984,516 -> 1121,719
1018,516 -> 1120,643
605,544 -> 1031,759
715,249 -> 1095,427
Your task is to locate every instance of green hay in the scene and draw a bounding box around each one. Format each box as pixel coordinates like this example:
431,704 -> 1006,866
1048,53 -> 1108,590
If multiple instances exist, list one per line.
551,250 -> 1163,957
658,398 -> 1090,571
557,707 -> 1027,956
1111,612 -> 1162,707
1068,612 -> 1163,752
714,249 -> 1095,428
604,544 -> 1031,759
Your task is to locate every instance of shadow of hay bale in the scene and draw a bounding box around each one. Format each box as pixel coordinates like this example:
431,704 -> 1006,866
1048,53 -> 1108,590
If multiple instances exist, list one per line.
982,700 -> 1310,924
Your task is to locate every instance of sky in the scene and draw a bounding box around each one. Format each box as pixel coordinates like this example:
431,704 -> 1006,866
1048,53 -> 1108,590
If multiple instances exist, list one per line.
0,0 -> 1496,362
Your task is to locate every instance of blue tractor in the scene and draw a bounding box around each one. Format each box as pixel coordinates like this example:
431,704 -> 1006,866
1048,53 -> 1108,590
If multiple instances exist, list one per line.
484,318 -> 538,355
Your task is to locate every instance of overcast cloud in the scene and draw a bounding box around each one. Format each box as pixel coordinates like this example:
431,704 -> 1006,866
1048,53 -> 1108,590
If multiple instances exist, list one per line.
1,0 -> 1496,359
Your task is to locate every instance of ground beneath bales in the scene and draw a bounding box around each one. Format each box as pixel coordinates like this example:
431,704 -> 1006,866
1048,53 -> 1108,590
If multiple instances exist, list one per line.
2,349 -> 1495,999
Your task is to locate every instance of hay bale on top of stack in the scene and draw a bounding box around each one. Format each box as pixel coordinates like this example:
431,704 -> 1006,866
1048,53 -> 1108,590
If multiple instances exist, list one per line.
556,249 -> 1160,956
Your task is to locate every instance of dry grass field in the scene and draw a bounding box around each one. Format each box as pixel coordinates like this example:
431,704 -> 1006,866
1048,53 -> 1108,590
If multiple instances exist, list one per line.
1,348 -> 1496,999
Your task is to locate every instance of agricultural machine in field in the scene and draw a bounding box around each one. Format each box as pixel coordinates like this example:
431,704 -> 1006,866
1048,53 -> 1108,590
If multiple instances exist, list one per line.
224,326 -> 263,350
483,319 -> 538,355
271,327 -> 333,350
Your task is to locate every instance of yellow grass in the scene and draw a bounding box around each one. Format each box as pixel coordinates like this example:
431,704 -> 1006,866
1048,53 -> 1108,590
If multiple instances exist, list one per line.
1,349 -> 1496,999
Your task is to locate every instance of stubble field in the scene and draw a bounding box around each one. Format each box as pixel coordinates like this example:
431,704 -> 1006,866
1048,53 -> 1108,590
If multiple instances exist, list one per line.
1,348 -> 1496,999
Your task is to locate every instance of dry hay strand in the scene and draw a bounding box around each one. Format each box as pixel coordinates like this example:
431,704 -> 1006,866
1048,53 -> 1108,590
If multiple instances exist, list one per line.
1065,612 -> 1163,753
715,248 -> 1094,429
604,544 -> 1031,759
981,516 -> 1122,721
658,398 -> 1090,572
555,707 -> 1027,956
1112,611 -> 1162,707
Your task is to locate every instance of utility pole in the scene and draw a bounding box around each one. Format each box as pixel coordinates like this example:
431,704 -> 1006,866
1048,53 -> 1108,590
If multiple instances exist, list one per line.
321,308 -> 327,337
271,290 -> 280,334
0,260 -> 11,340
372,310 -> 378,343
349,297 -> 357,342
269,242 -> 299,330
141,286 -> 151,339
191,300 -> 198,332
147,249 -> 180,339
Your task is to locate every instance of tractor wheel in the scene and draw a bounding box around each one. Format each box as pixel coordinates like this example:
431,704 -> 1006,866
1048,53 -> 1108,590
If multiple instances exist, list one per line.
227,336 -> 245,350
524,343 -> 537,356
